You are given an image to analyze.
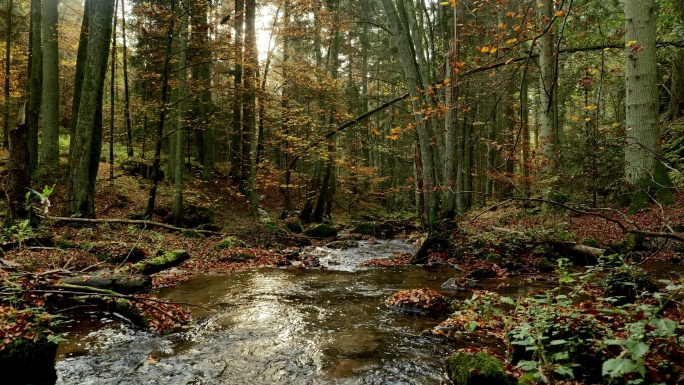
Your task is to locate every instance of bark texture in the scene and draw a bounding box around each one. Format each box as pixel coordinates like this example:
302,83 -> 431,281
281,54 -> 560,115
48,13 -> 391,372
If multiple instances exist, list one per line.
624,0 -> 659,184
68,0 -> 115,217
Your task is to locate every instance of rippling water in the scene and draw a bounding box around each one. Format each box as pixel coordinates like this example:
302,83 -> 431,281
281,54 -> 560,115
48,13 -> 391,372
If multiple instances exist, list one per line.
56,241 -> 457,385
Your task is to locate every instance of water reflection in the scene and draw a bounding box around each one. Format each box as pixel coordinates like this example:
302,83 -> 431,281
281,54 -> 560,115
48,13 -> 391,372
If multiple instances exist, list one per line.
56,241 -> 459,384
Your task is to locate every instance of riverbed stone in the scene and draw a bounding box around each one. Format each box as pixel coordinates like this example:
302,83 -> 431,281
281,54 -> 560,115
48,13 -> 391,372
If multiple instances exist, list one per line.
351,222 -> 395,238
445,352 -> 516,385
303,224 -> 338,238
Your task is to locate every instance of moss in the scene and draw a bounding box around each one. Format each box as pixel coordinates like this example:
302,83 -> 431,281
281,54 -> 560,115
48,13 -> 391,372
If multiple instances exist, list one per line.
0,337 -> 58,384
445,352 -> 516,385
538,257 -> 554,273
581,237 -> 599,248
285,219 -> 304,233
627,163 -> 674,214
351,222 -> 396,238
119,250 -> 190,275
216,236 -> 249,249
303,224 -> 338,238
108,298 -> 148,329
182,229 -> 204,239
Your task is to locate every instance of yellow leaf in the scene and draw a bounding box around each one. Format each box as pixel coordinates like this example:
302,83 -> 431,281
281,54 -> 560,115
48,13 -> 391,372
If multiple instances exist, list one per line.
490,47 -> 498,54
612,122 -> 619,128
626,40 -> 637,47
604,47 -> 611,51
555,10 -> 565,17
440,1 -> 450,4
506,38 -> 517,44
571,116 -> 580,121
480,46 -> 490,53
585,105 -> 597,110
506,11 -> 515,17
498,23 -> 506,29
371,129 -> 380,135
537,3 -> 544,7
585,117 -> 591,122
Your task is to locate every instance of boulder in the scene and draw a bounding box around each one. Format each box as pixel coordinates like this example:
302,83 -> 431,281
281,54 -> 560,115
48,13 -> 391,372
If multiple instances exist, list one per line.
445,352 -> 516,385
351,222 -> 396,238
303,224 -> 338,238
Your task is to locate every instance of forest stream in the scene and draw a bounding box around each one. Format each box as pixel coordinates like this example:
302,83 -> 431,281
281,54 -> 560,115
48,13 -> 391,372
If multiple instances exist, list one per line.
53,240 -> 681,385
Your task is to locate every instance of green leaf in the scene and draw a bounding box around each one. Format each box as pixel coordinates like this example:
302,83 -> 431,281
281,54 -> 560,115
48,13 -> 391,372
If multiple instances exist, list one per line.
624,341 -> 649,359
554,365 -> 575,378
651,318 -> 677,337
499,296 -> 515,305
602,358 -> 637,377
550,339 -> 567,345
517,360 -> 538,371
553,351 -> 569,361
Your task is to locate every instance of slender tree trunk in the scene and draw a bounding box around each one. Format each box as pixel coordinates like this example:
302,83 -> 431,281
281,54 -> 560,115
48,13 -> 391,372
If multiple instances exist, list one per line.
667,0 -> 684,120
109,0 -> 118,183
190,1 -> 214,180
280,4 -> 292,219
173,11 -> 188,227
624,0 -> 659,184
443,1 -> 460,218
70,0 -> 90,162
39,0 -> 59,167
229,0 -> 244,183
67,0 -> 115,217
6,103 -> 31,225
538,0 -> 556,181
3,0 -> 12,149
144,0 -> 177,219
243,0 -> 258,216
121,0 -> 133,157
28,0 -> 42,172
521,71 -> 531,197
381,0 -> 439,228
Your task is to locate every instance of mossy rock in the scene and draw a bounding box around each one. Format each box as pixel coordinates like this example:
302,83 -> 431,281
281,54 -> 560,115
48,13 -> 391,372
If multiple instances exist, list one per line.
351,222 -> 396,238
325,240 -> 359,250
303,224 -> 338,238
285,219 -> 304,234
0,337 -> 58,384
90,241 -> 146,264
538,257 -> 554,273
216,236 -> 250,249
181,204 -> 215,229
445,352 -> 516,385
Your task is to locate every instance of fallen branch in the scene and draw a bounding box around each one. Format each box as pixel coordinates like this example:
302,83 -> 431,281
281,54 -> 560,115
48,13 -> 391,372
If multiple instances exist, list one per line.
30,288 -> 211,310
44,215 -> 226,235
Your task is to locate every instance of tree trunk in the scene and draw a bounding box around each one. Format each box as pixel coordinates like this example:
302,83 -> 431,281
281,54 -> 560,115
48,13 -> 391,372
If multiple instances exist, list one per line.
39,0 -> 59,167
58,275 -> 151,294
109,0 -> 118,183
243,0 -> 258,216
172,11 -> 188,227
190,2 -> 214,181
3,0 -> 12,149
69,0 -> 91,162
624,0 -> 659,184
144,0 -> 177,219
28,0 -> 41,172
538,0 -> 556,185
121,0 -> 133,157
229,0 -> 244,183
381,0 -> 439,228
443,2 -> 460,218
6,104 -> 31,225
67,0 -> 115,217
668,0 -> 684,120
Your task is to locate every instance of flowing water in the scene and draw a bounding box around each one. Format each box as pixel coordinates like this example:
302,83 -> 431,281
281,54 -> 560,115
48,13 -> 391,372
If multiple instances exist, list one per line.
55,241 -> 460,385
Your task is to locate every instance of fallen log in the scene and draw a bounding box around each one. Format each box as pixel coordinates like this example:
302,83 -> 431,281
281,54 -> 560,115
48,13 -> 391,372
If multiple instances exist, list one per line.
43,216 -> 225,235
116,250 -> 190,275
488,226 -> 605,264
58,275 -> 151,294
